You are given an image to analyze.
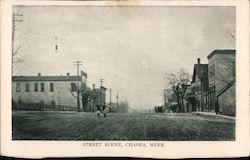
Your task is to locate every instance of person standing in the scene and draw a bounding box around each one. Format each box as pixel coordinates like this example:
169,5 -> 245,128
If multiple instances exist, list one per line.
102,104 -> 108,118
96,105 -> 101,118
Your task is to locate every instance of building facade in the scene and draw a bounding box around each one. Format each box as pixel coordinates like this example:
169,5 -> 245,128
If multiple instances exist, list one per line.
190,58 -> 208,112
207,49 -> 235,116
12,71 -> 87,111
85,84 -> 107,112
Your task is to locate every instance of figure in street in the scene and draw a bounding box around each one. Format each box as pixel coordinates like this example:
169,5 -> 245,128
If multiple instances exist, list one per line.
102,103 -> 108,118
96,105 -> 101,118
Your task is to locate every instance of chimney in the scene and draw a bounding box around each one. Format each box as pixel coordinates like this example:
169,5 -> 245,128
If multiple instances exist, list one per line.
38,73 -> 41,76
93,84 -> 95,90
67,72 -> 70,76
197,58 -> 200,64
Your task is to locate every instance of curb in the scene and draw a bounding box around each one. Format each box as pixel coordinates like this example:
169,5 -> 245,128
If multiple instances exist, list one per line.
194,112 -> 235,120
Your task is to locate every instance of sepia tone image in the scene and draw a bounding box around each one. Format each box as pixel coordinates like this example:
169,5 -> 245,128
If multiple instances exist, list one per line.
12,5 -> 235,141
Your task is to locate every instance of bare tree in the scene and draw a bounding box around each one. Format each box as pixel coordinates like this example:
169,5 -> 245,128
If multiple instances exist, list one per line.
69,82 -> 87,112
166,69 -> 190,113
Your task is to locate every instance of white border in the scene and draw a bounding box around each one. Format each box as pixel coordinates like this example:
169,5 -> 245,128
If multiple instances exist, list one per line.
1,0 -> 249,158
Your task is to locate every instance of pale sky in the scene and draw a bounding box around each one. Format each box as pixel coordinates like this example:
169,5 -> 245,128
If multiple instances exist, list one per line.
13,6 -> 235,110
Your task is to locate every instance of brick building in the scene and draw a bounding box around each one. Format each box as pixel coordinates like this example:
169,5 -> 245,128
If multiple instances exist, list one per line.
12,71 -> 87,111
207,49 -> 236,116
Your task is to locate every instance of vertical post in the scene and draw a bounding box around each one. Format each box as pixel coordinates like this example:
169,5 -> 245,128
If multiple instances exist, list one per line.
116,92 -> 119,113
12,12 -> 23,75
74,61 -> 82,112
99,78 -> 104,105
100,78 -> 104,87
109,88 -> 112,109
201,80 -> 204,111
12,13 -> 15,66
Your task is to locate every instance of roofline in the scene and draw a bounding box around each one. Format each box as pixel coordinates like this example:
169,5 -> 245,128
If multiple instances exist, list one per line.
12,75 -> 82,82
207,49 -> 236,59
192,64 -> 208,83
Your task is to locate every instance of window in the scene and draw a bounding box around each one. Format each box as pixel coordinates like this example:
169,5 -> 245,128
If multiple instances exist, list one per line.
40,83 -> 44,92
71,83 -> 77,91
34,83 -> 38,92
16,83 -> 20,92
50,83 -> 54,92
25,83 -> 29,92
209,64 -> 216,77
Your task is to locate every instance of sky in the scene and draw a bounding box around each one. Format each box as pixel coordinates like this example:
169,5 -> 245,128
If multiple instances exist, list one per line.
13,6 -> 235,110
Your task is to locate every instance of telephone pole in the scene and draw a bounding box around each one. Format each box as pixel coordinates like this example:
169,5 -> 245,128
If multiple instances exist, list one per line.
109,88 -> 112,109
116,92 -> 119,113
12,12 -> 23,75
74,61 -> 82,112
100,78 -> 104,87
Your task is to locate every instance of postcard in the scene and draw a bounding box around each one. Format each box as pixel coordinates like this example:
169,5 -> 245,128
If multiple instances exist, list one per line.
1,0 -> 249,158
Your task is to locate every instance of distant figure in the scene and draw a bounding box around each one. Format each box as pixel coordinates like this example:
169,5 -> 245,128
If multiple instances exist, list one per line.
96,105 -> 101,118
102,104 -> 108,118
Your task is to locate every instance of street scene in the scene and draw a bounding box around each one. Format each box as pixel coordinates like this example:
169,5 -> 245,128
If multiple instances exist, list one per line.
12,6 -> 235,140
13,111 -> 234,140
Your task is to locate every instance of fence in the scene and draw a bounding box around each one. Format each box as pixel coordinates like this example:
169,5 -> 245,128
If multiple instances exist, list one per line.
12,100 -> 76,111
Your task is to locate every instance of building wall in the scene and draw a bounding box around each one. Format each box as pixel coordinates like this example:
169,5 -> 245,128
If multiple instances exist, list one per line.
208,52 -> 235,115
192,74 -> 208,111
12,80 -> 83,109
218,85 -> 235,116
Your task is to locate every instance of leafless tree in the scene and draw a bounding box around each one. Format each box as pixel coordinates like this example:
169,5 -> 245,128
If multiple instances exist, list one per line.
166,69 -> 190,113
69,82 -> 87,112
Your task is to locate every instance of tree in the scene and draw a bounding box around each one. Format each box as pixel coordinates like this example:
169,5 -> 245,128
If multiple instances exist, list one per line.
166,69 -> 190,113
81,90 -> 91,112
69,82 -> 87,112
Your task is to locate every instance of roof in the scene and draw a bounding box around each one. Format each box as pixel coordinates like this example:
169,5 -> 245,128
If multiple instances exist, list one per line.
207,49 -> 236,59
12,75 -> 82,82
192,64 -> 208,83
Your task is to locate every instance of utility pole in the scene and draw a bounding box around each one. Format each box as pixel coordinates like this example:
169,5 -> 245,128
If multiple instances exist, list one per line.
12,12 -> 23,75
74,61 -> 82,112
116,92 -> 119,113
109,88 -> 112,109
100,78 -> 104,87
99,78 -> 104,105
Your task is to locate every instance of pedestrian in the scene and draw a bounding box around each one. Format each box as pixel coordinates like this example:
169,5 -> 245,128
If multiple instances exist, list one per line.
102,104 -> 108,118
96,105 -> 101,118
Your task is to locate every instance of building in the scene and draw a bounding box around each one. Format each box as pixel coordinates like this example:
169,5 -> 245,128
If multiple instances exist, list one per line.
163,89 -> 179,113
12,71 -> 87,111
184,84 -> 193,112
207,49 -> 236,116
190,58 -> 209,111
86,84 -> 107,112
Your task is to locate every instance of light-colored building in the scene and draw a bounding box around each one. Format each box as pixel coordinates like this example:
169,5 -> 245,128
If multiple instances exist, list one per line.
12,71 -> 87,111
207,49 -> 235,116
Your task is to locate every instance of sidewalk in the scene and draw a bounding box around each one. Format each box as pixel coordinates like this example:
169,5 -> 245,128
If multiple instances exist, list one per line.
193,111 -> 235,120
